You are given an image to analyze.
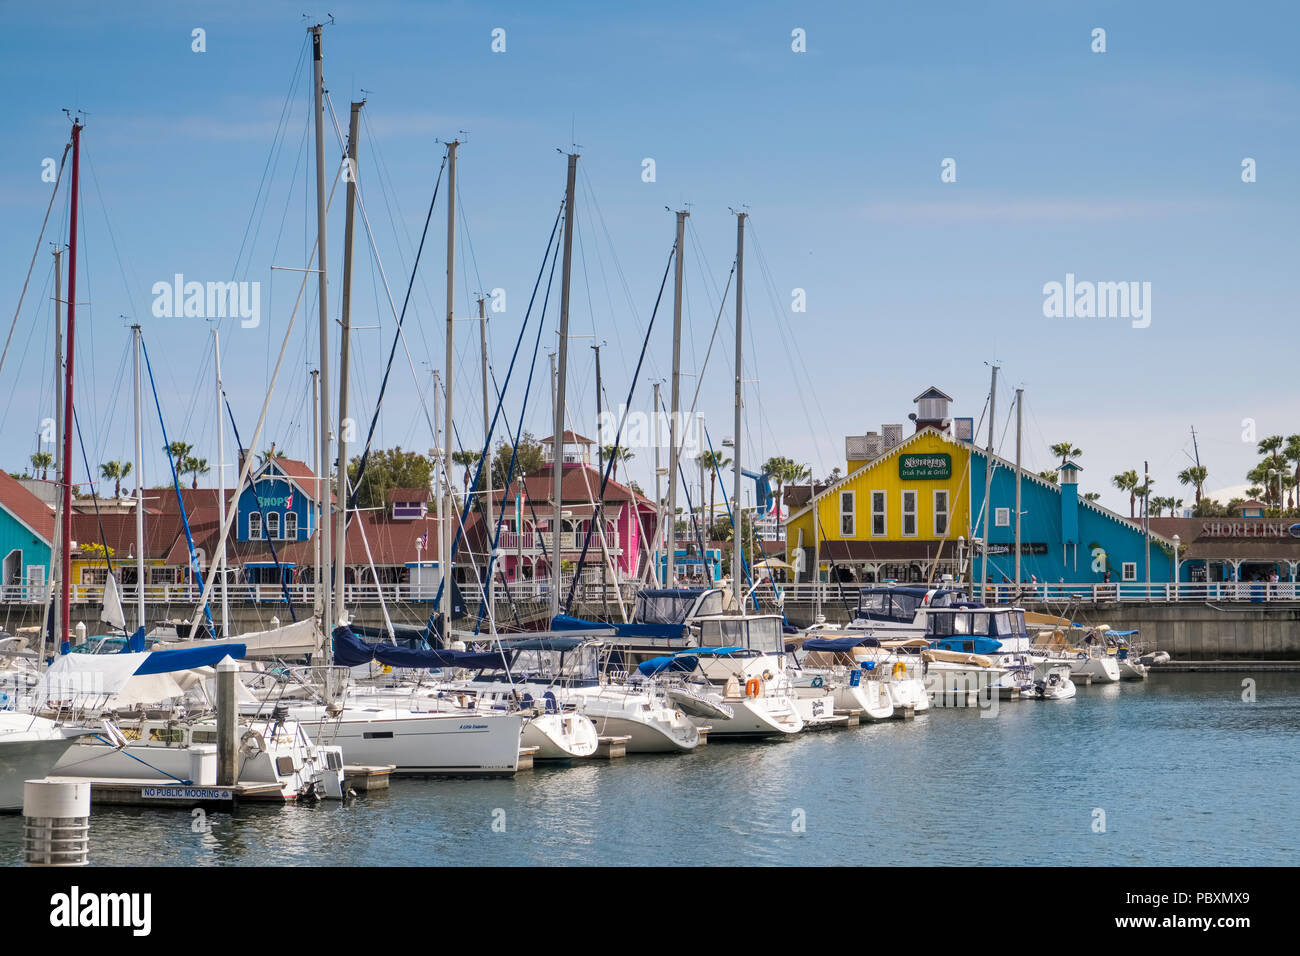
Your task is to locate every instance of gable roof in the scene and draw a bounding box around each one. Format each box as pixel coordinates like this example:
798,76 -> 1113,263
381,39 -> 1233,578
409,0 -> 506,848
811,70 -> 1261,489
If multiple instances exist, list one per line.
913,386 -> 953,403
0,470 -> 55,545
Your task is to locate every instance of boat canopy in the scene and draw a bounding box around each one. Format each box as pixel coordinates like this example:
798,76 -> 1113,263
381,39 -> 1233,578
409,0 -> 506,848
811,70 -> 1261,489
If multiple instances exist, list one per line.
497,635 -> 594,652
801,636 -> 882,653
932,636 -> 1003,655
636,655 -> 699,676
551,614 -> 685,642
673,646 -> 748,657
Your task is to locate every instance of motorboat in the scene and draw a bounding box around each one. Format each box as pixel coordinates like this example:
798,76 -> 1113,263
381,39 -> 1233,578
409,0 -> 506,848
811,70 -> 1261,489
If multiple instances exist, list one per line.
791,636 -> 895,720
804,586 -> 976,641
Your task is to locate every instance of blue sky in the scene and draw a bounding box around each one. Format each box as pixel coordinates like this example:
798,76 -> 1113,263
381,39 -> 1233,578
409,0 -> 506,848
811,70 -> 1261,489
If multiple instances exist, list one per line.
1,0 -> 1296,514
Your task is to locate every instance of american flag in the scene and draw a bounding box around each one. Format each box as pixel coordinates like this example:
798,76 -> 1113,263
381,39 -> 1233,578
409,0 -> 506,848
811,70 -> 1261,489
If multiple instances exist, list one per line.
418,529 -> 429,549
285,488 -> 293,509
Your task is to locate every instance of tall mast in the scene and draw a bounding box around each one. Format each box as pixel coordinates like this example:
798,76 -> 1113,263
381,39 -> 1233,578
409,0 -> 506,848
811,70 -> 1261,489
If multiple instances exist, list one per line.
440,140 -> 458,633
478,294 -> 494,626
136,326 -> 148,632
1014,386 -> 1023,588
550,152 -> 578,618
335,99 -> 363,624
731,212 -> 746,607
310,370 -> 321,610
667,209 -> 688,590
652,381 -> 662,585
433,370 -> 445,616
980,363 -> 998,598
60,121 -> 82,648
309,23 -> 333,643
51,246 -> 64,655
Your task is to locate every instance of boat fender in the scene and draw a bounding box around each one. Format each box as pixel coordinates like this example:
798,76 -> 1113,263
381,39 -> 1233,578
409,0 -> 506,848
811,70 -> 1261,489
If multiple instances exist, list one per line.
762,670 -> 773,681
810,676 -> 824,688
240,729 -> 267,755
744,678 -> 761,698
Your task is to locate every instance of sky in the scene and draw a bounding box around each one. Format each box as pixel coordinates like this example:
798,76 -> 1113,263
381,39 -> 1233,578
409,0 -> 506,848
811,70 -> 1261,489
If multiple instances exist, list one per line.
1,0 -> 1296,515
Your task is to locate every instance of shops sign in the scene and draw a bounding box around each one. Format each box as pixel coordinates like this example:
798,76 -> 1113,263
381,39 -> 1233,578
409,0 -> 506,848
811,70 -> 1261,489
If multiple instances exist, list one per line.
899,453 -> 951,480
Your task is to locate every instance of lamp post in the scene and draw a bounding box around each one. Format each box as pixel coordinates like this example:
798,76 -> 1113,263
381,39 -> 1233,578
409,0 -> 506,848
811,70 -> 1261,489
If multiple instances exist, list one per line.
1268,468 -> 1282,512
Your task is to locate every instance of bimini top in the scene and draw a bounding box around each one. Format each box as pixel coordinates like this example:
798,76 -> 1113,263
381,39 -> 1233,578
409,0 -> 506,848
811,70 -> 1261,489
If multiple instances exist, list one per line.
801,636 -> 882,653
636,655 -> 700,676
931,636 -> 1003,656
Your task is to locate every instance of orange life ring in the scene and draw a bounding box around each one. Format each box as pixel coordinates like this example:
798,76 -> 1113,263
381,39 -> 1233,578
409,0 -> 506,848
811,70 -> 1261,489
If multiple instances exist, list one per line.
744,678 -> 761,698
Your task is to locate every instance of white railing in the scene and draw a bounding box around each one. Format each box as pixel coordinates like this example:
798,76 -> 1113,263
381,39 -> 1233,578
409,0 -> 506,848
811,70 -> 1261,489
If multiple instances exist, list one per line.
774,580 -> 1300,606
493,530 -> 621,552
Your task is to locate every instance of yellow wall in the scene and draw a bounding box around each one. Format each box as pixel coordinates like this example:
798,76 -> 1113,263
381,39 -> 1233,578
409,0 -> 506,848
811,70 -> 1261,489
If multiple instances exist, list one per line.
785,430 -> 973,566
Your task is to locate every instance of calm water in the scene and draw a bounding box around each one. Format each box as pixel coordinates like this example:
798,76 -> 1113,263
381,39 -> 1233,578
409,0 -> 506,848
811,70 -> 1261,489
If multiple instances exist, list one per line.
3,673 -> 1296,866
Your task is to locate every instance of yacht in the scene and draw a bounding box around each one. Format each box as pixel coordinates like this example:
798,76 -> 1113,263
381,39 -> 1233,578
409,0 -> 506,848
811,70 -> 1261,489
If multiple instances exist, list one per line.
0,713 -> 88,811
791,636 -> 896,720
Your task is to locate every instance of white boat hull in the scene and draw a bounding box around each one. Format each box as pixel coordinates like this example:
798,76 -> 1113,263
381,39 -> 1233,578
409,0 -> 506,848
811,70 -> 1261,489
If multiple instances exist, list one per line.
1069,655 -> 1122,684
523,712 -> 598,760
0,717 -> 82,812
687,693 -> 803,737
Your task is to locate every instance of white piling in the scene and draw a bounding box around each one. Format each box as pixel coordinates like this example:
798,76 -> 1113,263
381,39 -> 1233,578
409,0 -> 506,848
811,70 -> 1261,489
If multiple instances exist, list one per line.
23,779 -> 90,866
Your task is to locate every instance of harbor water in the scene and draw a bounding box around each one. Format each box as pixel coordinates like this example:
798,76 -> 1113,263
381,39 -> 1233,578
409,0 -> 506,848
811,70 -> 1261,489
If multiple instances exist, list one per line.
3,673 -> 1295,866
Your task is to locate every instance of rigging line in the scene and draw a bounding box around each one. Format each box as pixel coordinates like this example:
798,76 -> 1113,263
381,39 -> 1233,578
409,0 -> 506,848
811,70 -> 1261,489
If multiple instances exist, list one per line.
82,147 -> 143,323
687,260 -> 737,413
346,146 -> 448,522
1,140 -> 70,381
221,396 -> 297,622
564,242 -> 676,614
141,337 -> 213,632
471,213 -> 567,634
71,406 -> 116,580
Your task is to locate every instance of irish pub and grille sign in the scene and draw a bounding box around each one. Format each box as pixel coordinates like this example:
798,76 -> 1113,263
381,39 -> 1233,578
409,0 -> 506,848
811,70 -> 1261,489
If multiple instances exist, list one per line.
899,453 -> 951,480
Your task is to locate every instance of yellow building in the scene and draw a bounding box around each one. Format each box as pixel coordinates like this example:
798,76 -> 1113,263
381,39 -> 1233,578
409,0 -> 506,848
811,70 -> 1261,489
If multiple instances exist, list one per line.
784,427 -> 976,584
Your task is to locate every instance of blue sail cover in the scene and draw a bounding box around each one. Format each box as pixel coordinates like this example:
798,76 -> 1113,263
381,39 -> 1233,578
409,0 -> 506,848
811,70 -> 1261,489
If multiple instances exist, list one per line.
636,655 -> 699,676
133,644 -> 248,675
801,636 -> 882,652
932,636 -> 1003,655
332,625 -> 508,670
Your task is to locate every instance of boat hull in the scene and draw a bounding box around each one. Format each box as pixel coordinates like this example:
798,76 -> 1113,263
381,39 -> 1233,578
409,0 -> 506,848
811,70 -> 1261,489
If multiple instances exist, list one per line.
0,736 -> 81,812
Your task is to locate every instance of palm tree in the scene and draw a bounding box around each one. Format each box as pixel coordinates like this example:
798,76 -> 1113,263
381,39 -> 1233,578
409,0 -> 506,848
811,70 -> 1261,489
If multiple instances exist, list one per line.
1284,434 -> 1300,509
184,457 -> 210,490
1177,465 -> 1208,505
697,450 -> 731,525
99,460 -> 133,498
761,455 -> 810,521
1112,470 -> 1139,518
1083,491 -> 1101,502
451,450 -> 479,496
1037,469 -> 1059,483
257,447 -> 286,468
30,451 -> 53,480
1134,480 -> 1154,517
1256,435 -> 1285,507
1050,441 -> 1082,466
601,444 -> 635,483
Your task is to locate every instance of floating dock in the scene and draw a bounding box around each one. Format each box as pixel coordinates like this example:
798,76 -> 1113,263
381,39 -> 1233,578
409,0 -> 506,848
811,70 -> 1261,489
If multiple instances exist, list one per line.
42,775 -> 281,809
343,765 -> 394,792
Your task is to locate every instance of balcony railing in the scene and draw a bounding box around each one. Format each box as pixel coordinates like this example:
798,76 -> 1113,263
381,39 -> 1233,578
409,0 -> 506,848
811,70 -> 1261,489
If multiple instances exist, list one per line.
775,581 -> 1300,606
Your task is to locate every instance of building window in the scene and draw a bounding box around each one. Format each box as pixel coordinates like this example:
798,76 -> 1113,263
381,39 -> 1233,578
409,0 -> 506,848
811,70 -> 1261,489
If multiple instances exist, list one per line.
901,490 -> 917,537
266,512 -> 280,539
934,490 -> 949,537
1122,562 -> 1137,581
284,512 -> 298,540
249,512 -> 263,540
871,491 -> 886,536
995,507 -> 1010,527
840,491 -> 855,537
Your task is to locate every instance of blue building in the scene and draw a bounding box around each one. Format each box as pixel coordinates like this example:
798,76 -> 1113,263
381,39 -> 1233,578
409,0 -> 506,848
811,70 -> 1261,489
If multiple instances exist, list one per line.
233,457 -> 320,586
0,470 -> 54,598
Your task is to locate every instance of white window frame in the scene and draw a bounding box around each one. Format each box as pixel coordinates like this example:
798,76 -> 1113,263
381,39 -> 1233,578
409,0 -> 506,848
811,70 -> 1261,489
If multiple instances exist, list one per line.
249,512 -> 263,540
840,491 -> 855,537
284,512 -> 298,540
1122,562 -> 1137,581
266,512 -> 281,539
995,507 -> 1010,527
934,489 -> 949,537
871,490 -> 886,537
901,490 -> 918,537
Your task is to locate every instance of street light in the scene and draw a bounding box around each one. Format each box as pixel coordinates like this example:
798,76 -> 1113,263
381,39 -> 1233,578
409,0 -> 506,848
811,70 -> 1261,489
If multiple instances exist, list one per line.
1172,533 -> 1181,599
1268,468 -> 1282,511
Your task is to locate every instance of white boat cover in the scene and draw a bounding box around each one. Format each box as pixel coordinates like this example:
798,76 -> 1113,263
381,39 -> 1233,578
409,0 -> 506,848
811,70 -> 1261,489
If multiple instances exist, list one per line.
164,619 -> 319,659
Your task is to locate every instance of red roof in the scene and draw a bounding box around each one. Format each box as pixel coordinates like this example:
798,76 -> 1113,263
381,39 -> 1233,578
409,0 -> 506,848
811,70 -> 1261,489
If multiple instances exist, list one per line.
386,487 -> 431,503
492,464 -> 653,510
542,430 -> 595,446
0,470 -> 55,543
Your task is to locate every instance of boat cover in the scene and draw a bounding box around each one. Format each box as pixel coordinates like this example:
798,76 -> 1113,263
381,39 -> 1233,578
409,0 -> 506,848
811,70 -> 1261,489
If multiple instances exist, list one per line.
636,655 -> 699,676
332,626 -> 507,670
801,636 -> 882,652
552,614 -> 687,642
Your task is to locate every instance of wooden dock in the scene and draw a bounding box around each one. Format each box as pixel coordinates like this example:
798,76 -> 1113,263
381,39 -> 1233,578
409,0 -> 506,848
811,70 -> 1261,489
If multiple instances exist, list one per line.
343,765 -> 394,792
595,735 -> 631,759
43,775 -> 283,809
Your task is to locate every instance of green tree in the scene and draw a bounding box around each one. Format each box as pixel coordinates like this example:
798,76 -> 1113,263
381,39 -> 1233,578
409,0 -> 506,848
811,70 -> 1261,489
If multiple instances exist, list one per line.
762,456 -> 811,522
1256,435 -> 1286,508
1083,491 -> 1101,502
1177,465 -> 1208,505
601,444 -> 635,483
1285,435 -> 1300,509
1050,441 -> 1081,466
1037,469 -> 1059,484
99,460 -> 133,498
30,451 -> 53,480
697,450 -> 732,526
452,450 -> 480,496
490,432 -> 546,491
348,447 -> 433,511
257,447 -> 287,468
1112,469 -> 1139,518
184,457 -> 210,490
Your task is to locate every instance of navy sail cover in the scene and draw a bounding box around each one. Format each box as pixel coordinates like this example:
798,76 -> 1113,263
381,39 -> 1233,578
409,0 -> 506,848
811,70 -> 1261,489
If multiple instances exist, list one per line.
332,626 -> 507,670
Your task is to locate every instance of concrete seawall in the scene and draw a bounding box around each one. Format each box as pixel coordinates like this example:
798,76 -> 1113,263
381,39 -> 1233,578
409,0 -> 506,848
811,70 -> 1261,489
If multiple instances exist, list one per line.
782,599 -> 1300,660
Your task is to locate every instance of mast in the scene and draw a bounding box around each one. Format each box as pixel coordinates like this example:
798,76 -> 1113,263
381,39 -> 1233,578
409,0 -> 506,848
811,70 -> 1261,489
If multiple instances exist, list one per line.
433,370 -> 446,619
980,363 -> 998,599
335,99 -> 363,624
550,153 -> 578,618
60,121 -> 82,649
51,246 -> 64,654
667,209 -> 688,590
441,140 -> 458,633
136,326 -> 148,632
311,370 -> 321,610
652,381 -> 662,585
309,23 -> 333,644
731,212 -> 746,607
592,343 -> 609,617
478,294 -> 494,626
1014,386 -> 1023,589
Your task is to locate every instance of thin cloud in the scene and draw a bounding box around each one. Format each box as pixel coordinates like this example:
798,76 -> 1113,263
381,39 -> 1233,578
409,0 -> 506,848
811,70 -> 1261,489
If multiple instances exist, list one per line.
857,197 -> 1226,224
